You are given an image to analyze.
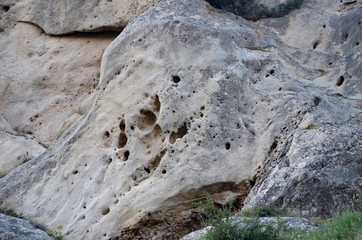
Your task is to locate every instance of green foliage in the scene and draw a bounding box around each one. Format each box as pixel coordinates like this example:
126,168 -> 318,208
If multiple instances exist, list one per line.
193,196 -> 362,240
206,0 -> 304,21
193,198 -> 286,240
0,208 -> 20,218
47,226 -> 64,240
296,212 -> 362,240
240,206 -> 280,217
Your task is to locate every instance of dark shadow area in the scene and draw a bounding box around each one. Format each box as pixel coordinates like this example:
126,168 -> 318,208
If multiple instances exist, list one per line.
206,0 -> 304,21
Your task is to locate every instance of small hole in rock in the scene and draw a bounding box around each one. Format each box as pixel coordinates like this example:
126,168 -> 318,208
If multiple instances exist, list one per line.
323,25 -> 326,28
118,132 -> 128,148
313,41 -> 320,49
268,69 -> 275,75
101,208 -> 110,215
2,6 -> 10,12
269,141 -> 277,153
172,75 -> 181,83
356,42 -> 360,46
119,119 -> 126,131
328,62 -> 333,66
104,131 -> 110,139
72,170 -> 79,175
200,106 -> 205,111
313,97 -> 321,106
343,33 -> 349,40
123,151 -> 130,161
169,123 -> 188,144
162,169 -> 167,174
130,126 -> 135,130
144,167 -> 151,174
336,76 -> 345,86
225,142 -> 231,150
137,109 -> 157,131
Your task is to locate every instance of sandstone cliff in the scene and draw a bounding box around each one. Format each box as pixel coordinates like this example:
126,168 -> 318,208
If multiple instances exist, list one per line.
0,0 -> 361,239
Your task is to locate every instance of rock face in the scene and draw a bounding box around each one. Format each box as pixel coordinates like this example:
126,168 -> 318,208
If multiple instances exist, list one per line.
16,0 -> 157,35
0,214 -> 50,240
0,0 -> 361,239
0,0 -> 120,174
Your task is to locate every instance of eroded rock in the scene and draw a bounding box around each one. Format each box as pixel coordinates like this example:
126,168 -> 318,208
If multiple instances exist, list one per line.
0,0 -> 360,239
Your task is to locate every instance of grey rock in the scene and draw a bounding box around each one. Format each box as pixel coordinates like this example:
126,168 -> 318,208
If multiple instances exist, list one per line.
0,214 -> 50,240
244,122 -> 362,217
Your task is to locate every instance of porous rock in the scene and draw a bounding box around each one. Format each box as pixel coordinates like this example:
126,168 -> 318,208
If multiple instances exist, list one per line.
0,213 -> 50,240
0,0 -> 361,239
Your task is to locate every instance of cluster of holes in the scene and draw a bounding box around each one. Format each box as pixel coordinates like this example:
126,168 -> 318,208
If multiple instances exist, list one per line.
265,68 -> 275,78
118,119 -> 128,148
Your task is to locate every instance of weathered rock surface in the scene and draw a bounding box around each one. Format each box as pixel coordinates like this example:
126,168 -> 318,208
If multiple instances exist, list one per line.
181,216 -> 317,240
0,0 -> 361,239
244,123 -> 362,217
0,0 -> 120,174
0,213 -> 50,240
16,0 -> 156,35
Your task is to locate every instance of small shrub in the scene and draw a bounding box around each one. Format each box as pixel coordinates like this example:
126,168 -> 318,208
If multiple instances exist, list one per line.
48,226 -> 64,240
193,198 -> 286,240
0,208 -> 20,218
240,206 -> 280,217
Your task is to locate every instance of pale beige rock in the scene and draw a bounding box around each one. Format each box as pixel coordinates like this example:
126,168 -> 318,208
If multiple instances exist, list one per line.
0,0 -> 361,239
0,3 -> 119,174
16,0 -> 157,35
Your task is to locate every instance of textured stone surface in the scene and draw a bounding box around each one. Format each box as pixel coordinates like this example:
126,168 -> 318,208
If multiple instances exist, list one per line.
0,0 -> 360,239
244,123 -> 362,217
181,217 -> 317,240
0,2 -> 119,175
16,0 -> 156,35
0,214 -> 50,240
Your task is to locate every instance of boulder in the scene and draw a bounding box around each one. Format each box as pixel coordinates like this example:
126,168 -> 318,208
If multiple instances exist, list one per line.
0,213 -> 50,240
0,0 -> 360,239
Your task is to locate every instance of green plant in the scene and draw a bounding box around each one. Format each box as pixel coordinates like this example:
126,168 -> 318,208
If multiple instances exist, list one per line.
47,226 -> 64,240
193,198 -> 286,240
296,211 -> 362,240
0,208 -> 20,218
240,206 -> 280,217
